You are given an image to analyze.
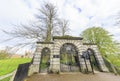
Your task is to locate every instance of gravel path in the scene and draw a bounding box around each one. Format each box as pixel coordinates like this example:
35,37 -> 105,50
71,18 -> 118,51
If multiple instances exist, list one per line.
25,72 -> 120,81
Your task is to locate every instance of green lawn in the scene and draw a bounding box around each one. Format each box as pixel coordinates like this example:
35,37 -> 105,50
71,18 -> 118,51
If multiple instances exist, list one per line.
0,58 -> 31,76
0,76 -> 11,81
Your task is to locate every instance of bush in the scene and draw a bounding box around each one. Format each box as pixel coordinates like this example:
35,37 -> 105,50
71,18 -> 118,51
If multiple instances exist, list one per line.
0,50 -> 8,59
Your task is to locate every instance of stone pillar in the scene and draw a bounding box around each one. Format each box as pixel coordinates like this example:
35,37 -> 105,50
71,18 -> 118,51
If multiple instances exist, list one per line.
50,44 -> 60,73
91,45 -> 108,72
86,60 -> 92,72
28,44 -> 41,76
94,50 -> 108,72
78,53 -> 92,72
49,46 -> 55,72
78,46 -> 87,72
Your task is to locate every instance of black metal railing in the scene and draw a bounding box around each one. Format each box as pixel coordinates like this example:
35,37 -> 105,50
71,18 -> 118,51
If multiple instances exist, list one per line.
13,58 -> 33,81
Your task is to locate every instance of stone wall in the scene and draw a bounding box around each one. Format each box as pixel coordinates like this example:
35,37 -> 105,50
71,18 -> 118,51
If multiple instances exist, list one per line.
28,37 -> 108,75
82,44 -> 108,72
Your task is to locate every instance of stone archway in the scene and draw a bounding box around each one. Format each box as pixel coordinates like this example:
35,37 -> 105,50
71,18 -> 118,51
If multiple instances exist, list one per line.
87,48 -> 100,71
28,37 -> 108,76
39,47 -> 50,73
60,43 -> 80,72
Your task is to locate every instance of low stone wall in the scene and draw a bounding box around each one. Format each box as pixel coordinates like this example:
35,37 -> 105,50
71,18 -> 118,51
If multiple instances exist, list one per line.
28,64 -> 39,76
13,62 -> 30,81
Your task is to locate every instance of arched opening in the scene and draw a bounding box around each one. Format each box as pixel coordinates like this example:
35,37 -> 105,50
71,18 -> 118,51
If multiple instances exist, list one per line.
87,48 -> 100,71
40,47 -> 50,73
60,43 -> 80,72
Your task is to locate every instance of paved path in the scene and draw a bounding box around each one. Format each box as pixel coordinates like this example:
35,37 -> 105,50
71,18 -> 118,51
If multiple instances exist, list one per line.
25,72 -> 120,81
60,64 -> 79,72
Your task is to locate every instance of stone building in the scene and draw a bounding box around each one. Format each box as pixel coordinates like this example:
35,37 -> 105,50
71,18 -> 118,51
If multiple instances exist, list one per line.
28,36 -> 108,75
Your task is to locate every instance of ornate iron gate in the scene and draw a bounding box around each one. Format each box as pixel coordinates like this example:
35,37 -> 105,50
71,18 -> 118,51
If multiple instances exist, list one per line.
60,43 -> 80,72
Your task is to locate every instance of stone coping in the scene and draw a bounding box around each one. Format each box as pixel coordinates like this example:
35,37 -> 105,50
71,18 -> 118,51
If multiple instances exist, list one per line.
53,36 -> 83,40
37,42 -> 54,44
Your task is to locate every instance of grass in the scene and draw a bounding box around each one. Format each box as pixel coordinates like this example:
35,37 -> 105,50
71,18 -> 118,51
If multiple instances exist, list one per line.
0,76 -> 11,81
103,56 -> 120,75
0,58 -> 31,76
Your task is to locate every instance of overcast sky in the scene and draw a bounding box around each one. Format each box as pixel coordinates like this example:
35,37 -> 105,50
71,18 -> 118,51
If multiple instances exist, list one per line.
0,0 -> 120,54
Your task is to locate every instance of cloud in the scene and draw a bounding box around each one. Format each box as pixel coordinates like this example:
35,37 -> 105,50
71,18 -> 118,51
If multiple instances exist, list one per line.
22,0 -> 32,8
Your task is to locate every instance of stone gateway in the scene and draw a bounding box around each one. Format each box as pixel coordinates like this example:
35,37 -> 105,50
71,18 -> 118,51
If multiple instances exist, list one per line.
28,36 -> 108,76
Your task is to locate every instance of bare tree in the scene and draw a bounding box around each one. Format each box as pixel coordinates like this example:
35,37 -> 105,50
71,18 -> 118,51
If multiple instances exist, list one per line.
116,12 -> 120,26
3,23 -> 44,41
2,2 -> 70,51
35,2 -> 60,42
2,2 -> 59,42
58,19 -> 70,36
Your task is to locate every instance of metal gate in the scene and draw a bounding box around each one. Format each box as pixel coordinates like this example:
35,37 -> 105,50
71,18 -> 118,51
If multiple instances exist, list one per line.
88,49 -> 100,71
60,43 -> 80,72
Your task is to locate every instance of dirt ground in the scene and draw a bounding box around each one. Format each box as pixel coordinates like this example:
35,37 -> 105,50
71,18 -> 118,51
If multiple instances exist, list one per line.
25,72 -> 120,81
